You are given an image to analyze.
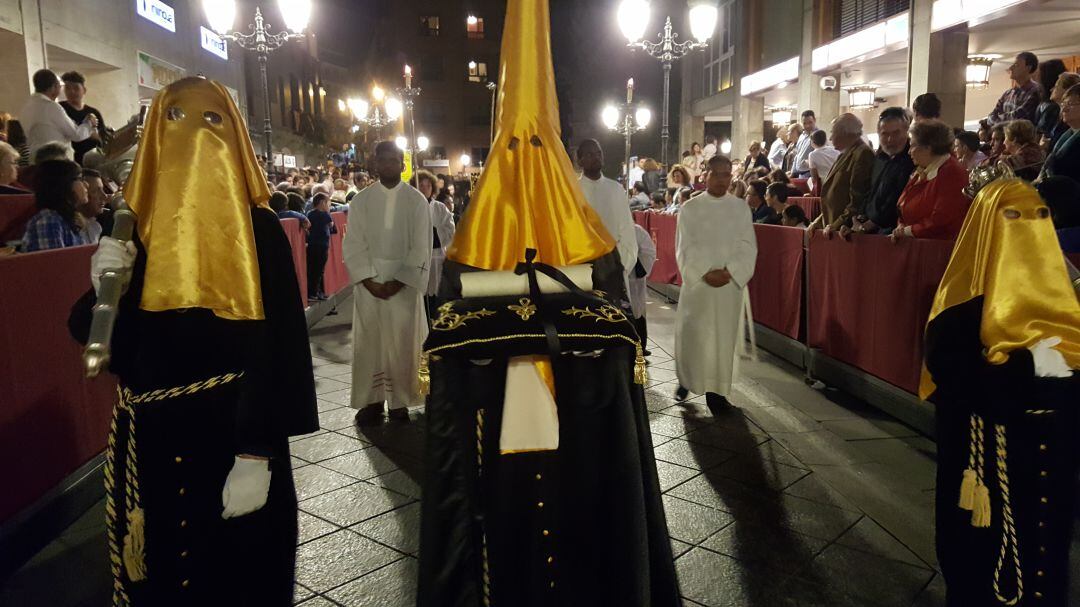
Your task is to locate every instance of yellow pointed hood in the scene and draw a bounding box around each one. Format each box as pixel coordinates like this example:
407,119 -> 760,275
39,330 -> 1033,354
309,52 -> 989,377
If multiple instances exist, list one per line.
919,178 -> 1080,400
125,77 -> 271,321
446,0 -> 615,270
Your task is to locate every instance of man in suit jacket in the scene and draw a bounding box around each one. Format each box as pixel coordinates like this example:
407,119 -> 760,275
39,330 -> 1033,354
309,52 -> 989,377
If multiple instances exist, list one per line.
809,113 -> 876,236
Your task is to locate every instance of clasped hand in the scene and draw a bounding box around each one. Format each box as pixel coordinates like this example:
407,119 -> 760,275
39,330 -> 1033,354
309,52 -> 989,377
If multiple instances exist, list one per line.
363,278 -> 405,300
702,268 -> 732,288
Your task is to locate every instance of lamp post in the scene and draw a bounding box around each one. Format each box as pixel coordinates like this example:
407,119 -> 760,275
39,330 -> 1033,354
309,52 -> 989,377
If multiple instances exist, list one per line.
347,85 -> 403,143
396,65 -> 423,180
617,0 -> 717,169
485,81 -> 497,144
602,78 -> 652,197
203,0 -> 312,177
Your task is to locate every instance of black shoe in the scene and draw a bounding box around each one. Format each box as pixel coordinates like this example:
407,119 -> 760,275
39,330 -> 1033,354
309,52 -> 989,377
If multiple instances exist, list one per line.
388,407 -> 410,422
705,392 -> 731,411
674,386 -> 689,402
643,349 -> 653,357
354,404 -> 384,427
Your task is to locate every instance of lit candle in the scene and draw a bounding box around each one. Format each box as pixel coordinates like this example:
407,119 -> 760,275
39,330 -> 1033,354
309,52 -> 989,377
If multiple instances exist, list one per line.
404,65 -> 413,88
627,78 -> 634,103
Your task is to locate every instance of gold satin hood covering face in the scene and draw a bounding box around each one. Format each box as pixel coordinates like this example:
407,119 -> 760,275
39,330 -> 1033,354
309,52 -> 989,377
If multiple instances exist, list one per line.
446,0 -> 615,270
124,77 -> 272,321
920,179 -> 1080,400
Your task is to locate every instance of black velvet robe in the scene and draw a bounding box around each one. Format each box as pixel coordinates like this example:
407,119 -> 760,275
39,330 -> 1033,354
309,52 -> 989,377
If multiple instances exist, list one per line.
926,297 -> 1079,607
418,257 -> 680,607
70,208 -> 319,606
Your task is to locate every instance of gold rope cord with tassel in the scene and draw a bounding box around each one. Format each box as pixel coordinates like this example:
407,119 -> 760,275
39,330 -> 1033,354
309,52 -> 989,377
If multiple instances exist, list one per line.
104,390 -> 133,606
634,343 -> 648,386
477,408 -> 492,606
418,353 -> 431,397
970,414 -> 992,529
105,372 -> 246,592
958,414 -> 979,511
991,424 -> 1023,605
121,398 -> 147,582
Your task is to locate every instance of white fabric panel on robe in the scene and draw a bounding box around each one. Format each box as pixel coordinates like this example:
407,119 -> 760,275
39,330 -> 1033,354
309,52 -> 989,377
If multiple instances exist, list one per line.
343,181 -> 433,409
499,357 -> 560,454
629,224 -> 657,319
578,174 -> 638,294
427,199 -> 456,296
674,193 -> 758,397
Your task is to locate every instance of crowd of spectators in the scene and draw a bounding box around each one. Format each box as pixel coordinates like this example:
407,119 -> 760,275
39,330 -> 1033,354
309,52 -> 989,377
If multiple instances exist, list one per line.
621,51 -> 1079,252
1,68 -> 478,264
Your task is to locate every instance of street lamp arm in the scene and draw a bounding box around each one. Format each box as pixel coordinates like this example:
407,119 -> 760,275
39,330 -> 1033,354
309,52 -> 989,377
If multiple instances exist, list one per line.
626,16 -> 709,63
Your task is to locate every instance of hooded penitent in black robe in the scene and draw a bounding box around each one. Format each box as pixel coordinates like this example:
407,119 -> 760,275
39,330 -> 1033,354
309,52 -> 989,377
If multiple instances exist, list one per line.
926,296 -> 1079,607
69,208 -> 319,607
418,256 -> 681,607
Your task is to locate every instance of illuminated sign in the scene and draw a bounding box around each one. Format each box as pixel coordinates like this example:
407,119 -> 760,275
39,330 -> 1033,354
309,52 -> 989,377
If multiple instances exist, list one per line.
136,0 -> 176,32
741,57 -> 800,97
200,26 -> 228,60
812,12 -> 909,72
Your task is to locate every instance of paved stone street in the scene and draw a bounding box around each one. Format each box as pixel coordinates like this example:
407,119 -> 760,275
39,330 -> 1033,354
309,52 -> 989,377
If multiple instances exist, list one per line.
4,289 -> 1003,606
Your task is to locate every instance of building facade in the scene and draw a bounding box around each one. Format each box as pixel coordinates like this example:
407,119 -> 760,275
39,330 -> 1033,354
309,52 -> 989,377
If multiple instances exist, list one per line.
1,0 -> 247,138
679,0 -> 1080,163
353,0 -> 506,176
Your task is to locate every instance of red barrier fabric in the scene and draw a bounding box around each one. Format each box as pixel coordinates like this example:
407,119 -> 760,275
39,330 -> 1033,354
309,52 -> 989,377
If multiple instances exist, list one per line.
748,225 -> 805,339
789,197 -> 822,221
0,245 -> 116,522
648,213 -> 681,285
633,211 -> 650,231
280,218 -> 308,307
806,233 -> 954,394
791,178 -> 811,195
1,194 -> 36,244
322,211 -> 351,296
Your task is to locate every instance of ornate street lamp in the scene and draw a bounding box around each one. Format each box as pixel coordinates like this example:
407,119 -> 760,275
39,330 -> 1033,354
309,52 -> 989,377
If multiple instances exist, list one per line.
618,0 -> 717,168
396,65 -> 423,178
347,85 -> 403,141
602,78 -> 652,196
203,0 -> 312,177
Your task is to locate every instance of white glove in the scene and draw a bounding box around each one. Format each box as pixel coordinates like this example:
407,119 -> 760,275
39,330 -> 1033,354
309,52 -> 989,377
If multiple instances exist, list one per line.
222,456 -> 272,519
1029,337 -> 1073,379
90,237 -> 136,294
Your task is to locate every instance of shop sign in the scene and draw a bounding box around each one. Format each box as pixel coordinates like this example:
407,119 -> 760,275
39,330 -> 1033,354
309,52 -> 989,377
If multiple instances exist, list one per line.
137,51 -> 186,90
200,26 -> 228,60
137,0 -> 176,32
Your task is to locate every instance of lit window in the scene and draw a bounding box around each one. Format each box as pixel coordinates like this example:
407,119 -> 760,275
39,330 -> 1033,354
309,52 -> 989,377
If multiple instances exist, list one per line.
468,61 -> 488,83
420,15 -> 440,37
467,16 -> 485,39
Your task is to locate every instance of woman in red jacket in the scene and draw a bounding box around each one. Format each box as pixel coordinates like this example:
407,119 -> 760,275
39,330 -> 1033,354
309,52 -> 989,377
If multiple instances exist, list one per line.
893,120 -> 971,242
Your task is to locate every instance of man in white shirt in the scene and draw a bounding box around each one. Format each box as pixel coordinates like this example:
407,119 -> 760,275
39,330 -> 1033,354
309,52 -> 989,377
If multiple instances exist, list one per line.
789,110 -> 818,178
767,125 -> 788,168
674,155 -> 758,410
576,139 -> 638,300
627,157 -> 645,190
702,135 -> 719,162
18,69 -> 96,161
343,141 -> 433,425
806,129 -> 841,193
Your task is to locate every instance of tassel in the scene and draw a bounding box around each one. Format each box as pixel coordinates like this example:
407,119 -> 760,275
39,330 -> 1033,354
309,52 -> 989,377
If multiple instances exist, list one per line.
971,484 -> 992,528
634,345 -> 648,385
122,507 -> 147,582
958,468 -> 977,511
418,353 -> 431,397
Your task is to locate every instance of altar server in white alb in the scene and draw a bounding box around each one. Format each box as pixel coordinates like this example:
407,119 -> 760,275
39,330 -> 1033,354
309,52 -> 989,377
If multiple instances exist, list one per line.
344,141 -> 433,425
674,155 -> 758,410
415,170 -> 455,303
576,138 -> 638,299
630,223 -> 657,354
